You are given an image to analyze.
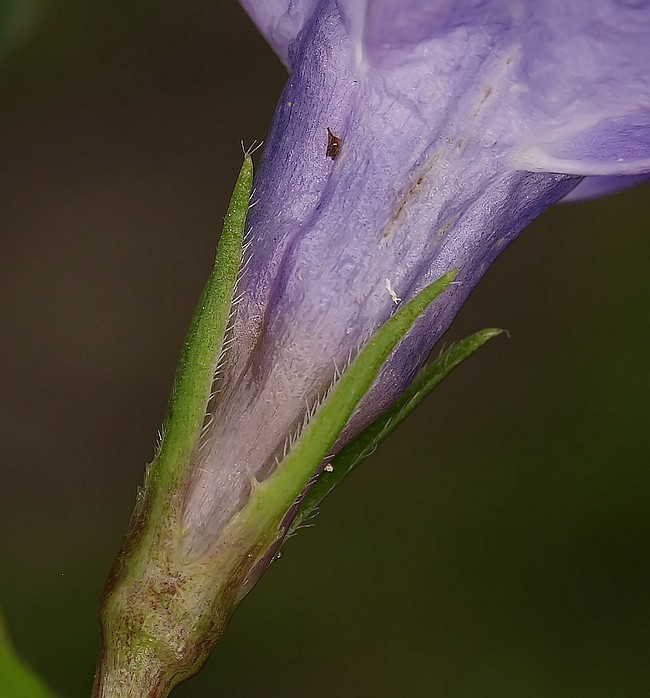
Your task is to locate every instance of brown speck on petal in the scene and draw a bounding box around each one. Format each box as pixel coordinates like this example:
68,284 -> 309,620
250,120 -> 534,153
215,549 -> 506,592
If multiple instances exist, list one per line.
326,127 -> 342,160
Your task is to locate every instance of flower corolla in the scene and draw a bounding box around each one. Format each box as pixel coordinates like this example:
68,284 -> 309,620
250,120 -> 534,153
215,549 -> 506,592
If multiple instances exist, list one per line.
181,0 -> 650,557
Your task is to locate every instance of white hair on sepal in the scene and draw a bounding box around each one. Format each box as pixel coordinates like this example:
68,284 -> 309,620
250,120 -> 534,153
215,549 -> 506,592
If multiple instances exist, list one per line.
195,410 -> 217,455
200,410 -> 215,436
269,340 -> 364,477
230,290 -> 246,309
260,321 -> 391,490
241,227 -> 255,256
153,425 -> 166,459
240,139 -> 264,157
205,223 -> 253,407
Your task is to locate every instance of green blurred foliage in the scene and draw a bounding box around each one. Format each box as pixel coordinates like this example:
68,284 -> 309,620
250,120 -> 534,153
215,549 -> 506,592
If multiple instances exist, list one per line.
0,611 -> 53,698
0,2 -> 648,696
0,0 -> 41,58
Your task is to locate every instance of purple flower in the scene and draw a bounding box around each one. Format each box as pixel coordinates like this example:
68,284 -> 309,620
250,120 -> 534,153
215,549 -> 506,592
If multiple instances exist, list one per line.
181,0 -> 650,558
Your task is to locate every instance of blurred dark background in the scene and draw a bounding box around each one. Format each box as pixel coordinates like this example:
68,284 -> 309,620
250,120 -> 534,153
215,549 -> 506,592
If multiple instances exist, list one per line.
1,2 -> 649,696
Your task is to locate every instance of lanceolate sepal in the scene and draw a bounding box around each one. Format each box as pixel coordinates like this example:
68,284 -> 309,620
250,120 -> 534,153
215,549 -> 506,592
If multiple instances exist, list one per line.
93,157 -> 253,698
290,327 -> 504,535
149,153 -> 253,509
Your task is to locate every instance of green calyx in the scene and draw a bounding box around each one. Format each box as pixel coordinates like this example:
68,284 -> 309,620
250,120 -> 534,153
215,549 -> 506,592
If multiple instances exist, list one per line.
94,152 -> 501,698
